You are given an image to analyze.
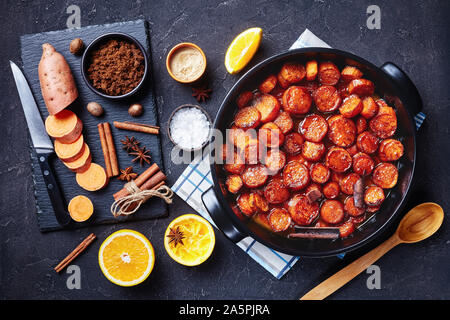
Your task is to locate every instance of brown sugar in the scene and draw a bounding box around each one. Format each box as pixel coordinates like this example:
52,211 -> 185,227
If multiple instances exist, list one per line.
87,39 -> 145,96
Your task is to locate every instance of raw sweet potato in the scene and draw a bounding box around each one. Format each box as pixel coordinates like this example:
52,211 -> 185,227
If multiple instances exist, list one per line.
68,195 -> 94,222
45,109 -> 82,143
38,43 -> 78,115
54,134 -> 84,162
62,143 -> 91,173
75,163 -> 109,191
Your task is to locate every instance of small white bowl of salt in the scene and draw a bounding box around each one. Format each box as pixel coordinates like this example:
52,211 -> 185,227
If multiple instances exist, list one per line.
168,104 -> 212,151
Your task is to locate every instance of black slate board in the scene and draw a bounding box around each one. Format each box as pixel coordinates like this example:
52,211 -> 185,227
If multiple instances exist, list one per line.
20,20 -> 167,232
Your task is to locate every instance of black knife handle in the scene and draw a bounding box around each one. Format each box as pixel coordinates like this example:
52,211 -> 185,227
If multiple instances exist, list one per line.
35,148 -> 72,227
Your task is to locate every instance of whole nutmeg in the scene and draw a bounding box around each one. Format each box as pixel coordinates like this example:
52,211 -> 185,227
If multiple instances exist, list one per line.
128,103 -> 143,117
86,102 -> 104,117
70,38 -> 84,55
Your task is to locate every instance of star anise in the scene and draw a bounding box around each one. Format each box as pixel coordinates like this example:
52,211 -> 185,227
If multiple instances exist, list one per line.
117,166 -> 138,181
192,85 -> 212,102
129,146 -> 151,166
166,226 -> 185,247
120,136 -> 140,153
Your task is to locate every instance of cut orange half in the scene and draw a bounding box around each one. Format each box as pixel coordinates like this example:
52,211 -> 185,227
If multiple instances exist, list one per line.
164,214 -> 215,266
225,27 -> 262,74
98,229 -> 155,287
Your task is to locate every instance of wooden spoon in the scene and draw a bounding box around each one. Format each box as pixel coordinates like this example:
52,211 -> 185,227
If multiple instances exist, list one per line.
300,202 -> 444,300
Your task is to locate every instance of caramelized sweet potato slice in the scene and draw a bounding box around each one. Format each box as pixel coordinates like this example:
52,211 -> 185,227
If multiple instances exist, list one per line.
361,96 -> 379,119
310,163 -> 330,184
339,94 -> 363,118
378,139 -> 404,161
356,131 -> 379,154
318,61 -> 340,85
269,208 -> 292,232
253,94 -> 280,123
313,85 -> 341,113
282,160 -> 310,190
278,62 -> 306,88
300,114 -> 328,143
364,186 -> 385,207
273,111 -> 294,134
236,91 -> 254,108
348,78 -> 375,96
287,194 -> 319,226
306,60 -> 318,81
327,115 -> 356,147
323,181 -> 340,199
372,162 -> 398,189
352,152 -> 375,176
282,86 -> 312,115
320,199 -> 345,224
241,164 -> 268,188
259,122 -> 285,148
341,66 -> 363,82
234,106 -> 261,129
264,177 -> 290,204
325,147 -> 352,173
225,174 -> 243,194
259,75 -> 278,94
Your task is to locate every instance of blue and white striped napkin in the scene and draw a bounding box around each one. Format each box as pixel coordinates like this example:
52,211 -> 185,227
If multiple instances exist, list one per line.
171,29 -> 426,279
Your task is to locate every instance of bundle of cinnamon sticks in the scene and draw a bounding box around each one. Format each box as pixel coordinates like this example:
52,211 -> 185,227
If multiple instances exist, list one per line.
98,122 -> 119,178
113,163 -> 166,201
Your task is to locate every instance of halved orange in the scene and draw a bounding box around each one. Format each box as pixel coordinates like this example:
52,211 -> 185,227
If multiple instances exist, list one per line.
164,214 -> 215,266
98,229 -> 155,287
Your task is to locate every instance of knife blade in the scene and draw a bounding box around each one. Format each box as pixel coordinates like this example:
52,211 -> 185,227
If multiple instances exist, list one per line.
10,61 -> 71,227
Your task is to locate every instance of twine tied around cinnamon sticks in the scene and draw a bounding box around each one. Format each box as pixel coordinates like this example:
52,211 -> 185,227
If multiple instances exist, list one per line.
111,163 -> 172,217
111,181 -> 173,217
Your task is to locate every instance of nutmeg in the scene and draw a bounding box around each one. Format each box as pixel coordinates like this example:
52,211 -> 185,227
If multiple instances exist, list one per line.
128,103 -> 143,117
86,102 -> 104,117
70,38 -> 84,55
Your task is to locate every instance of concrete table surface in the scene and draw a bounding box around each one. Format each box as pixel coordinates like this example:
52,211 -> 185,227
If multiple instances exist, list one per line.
0,0 -> 449,299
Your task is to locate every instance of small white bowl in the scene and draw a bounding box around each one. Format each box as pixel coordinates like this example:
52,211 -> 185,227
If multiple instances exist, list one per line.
167,104 -> 212,152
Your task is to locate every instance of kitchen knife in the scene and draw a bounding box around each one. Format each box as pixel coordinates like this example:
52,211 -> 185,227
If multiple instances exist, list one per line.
10,61 -> 71,227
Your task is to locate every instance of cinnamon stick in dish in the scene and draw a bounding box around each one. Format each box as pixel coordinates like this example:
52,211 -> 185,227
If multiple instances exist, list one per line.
113,121 -> 160,135
353,178 -> 365,208
288,227 -> 340,240
54,233 -> 96,273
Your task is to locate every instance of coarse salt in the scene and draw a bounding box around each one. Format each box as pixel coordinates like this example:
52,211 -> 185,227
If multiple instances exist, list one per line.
170,107 -> 211,150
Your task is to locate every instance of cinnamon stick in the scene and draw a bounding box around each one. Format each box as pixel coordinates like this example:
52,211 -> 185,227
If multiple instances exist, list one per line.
353,178 -> 365,208
152,181 -> 166,190
113,171 -> 166,213
113,121 -> 159,135
54,233 -> 96,273
103,122 -> 119,176
140,171 -> 166,191
113,163 -> 160,200
98,123 -> 113,177
288,227 -> 340,240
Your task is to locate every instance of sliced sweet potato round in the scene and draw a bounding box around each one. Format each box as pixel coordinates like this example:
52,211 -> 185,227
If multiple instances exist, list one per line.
75,163 -> 108,191
68,195 -> 94,222
62,143 -> 91,173
45,109 -> 82,143
54,134 -> 85,162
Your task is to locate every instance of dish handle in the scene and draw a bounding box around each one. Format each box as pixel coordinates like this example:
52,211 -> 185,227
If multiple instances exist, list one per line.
380,62 -> 423,115
201,187 -> 246,243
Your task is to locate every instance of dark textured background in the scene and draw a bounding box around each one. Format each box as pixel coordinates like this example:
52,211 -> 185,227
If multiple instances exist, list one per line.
1,0 -> 449,299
